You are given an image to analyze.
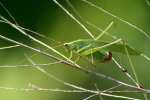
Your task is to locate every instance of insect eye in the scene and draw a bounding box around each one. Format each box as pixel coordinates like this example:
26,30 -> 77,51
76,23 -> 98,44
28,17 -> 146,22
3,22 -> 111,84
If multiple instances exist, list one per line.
64,43 -> 68,47
64,43 -> 70,49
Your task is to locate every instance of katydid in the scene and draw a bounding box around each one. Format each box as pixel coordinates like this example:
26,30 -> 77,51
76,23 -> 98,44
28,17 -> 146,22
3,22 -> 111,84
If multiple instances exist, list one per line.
64,39 -> 141,63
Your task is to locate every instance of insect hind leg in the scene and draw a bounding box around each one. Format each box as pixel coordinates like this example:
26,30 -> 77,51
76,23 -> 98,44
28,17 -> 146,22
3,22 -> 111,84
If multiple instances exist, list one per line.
96,21 -> 114,40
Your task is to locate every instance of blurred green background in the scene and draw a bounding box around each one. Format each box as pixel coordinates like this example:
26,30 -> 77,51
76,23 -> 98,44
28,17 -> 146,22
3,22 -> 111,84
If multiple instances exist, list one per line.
0,0 -> 150,100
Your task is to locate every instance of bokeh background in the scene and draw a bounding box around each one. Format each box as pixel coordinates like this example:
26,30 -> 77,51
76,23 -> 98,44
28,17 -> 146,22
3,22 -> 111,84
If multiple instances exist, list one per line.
0,0 -> 150,100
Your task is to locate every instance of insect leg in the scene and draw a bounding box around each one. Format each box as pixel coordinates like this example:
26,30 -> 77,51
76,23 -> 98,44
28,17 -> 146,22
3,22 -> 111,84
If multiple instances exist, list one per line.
68,50 -> 73,59
90,49 -> 94,64
95,21 -> 114,40
68,50 -> 80,63
74,56 -> 81,63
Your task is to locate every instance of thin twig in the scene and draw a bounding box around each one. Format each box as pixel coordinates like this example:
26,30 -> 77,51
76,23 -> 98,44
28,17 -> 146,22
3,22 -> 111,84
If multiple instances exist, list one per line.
0,45 -> 20,50
124,42 -> 140,86
0,61 -> 62,68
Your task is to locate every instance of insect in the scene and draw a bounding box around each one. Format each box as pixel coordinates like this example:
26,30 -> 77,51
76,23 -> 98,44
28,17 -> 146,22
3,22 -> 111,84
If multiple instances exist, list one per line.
64,39 -> 141,64
63,21 -> 141,64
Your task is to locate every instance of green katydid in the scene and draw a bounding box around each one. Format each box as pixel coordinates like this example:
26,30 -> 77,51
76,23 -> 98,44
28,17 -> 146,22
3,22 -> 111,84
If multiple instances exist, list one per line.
63,22 -> 141,64
64,38 -> 141,63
